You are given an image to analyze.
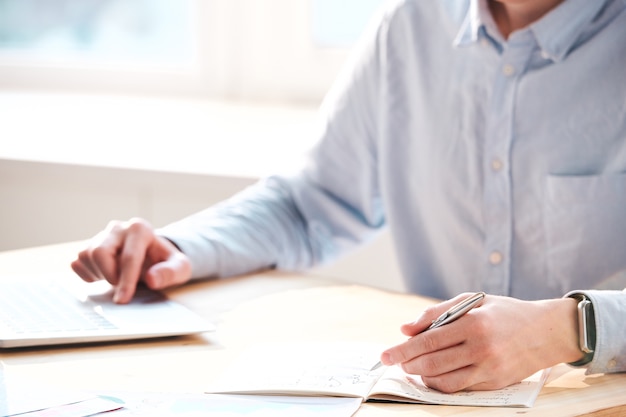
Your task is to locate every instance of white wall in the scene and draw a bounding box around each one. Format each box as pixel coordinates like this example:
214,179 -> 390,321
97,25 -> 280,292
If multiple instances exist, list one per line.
0,158 -> 254,251
0,157 -> 404,293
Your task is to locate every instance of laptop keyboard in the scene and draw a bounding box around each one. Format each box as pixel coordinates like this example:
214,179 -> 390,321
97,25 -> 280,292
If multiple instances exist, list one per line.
0,282 -> 117,334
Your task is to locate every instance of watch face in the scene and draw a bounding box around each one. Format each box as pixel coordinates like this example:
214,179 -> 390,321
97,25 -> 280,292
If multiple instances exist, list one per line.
578,298 -> 595,354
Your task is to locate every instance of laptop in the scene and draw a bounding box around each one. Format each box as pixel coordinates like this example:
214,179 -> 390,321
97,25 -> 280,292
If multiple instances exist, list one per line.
0,278 -> 215,349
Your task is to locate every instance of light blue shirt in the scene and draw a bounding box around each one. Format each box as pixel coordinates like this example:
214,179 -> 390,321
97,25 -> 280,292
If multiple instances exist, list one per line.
161,0 -> 626,375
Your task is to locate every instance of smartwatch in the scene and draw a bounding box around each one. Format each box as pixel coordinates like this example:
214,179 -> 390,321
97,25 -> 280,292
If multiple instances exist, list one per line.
568,293 -> 596,366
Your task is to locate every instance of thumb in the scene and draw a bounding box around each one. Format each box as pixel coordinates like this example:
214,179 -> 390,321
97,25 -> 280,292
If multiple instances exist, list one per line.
400,309 -> 435,336
143,251 -> 192,290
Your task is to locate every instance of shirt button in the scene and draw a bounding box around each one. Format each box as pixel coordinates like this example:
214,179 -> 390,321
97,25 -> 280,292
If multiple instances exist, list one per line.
491,158 -> 503,172
489,251 -> 503,265
503,64 -> 515,76
608,359 -> 617,369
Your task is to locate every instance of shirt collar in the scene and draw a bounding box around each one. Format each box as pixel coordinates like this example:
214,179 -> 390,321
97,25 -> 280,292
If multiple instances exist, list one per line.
530,0 -> 610,62
453,0 -> 501,47
454,0 -> 611,62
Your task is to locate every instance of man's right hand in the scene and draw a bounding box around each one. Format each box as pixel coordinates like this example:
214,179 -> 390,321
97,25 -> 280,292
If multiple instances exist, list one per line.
71,218 -> 192,304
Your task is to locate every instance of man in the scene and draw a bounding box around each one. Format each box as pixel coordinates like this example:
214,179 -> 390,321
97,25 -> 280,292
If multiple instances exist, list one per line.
72,0 -> 626,393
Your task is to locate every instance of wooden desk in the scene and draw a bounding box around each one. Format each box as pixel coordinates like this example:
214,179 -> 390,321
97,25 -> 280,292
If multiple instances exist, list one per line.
1,242 -> 625,416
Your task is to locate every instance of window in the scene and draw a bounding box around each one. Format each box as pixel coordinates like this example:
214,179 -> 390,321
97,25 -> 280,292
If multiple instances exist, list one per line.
0,0 -> 385,102
311,0 -> 385,47
0,0 -> 195,69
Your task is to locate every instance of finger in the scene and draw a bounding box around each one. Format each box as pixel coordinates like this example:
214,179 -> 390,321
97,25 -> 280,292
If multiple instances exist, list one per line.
421,364 -> 484,393
382,321 -> 468,366
421,360 -> 522,393
143,254 -> 191,290
71,255 -> 101,282
142,239 -> 192,290
114,222 -> 153,303
85,221 -> 131,286
400,339 -> 473,377
73,236 -> 119,283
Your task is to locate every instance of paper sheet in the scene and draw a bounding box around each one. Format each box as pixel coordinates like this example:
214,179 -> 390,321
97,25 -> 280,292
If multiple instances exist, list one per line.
89,392 -> 362,417
212,342 -> 385,398
370,365 -> 550,407
14,397 -> 123,417
0,367 -> 91,417
0,364 -> 123,417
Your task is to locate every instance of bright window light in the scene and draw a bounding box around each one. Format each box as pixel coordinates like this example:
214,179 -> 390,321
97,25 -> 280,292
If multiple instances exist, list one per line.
0,0 -> 195,69
311,0 -> 385,47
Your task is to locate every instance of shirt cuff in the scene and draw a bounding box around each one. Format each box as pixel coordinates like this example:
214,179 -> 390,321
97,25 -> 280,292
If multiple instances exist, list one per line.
564,289 -> 626,375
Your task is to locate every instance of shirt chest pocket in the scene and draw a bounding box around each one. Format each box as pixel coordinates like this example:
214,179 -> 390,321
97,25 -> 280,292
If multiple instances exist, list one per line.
544,173 -> 626,293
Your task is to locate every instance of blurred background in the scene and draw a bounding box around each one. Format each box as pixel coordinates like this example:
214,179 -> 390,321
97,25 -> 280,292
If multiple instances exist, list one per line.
0,0 -> 383,100
0,0 -> 403,291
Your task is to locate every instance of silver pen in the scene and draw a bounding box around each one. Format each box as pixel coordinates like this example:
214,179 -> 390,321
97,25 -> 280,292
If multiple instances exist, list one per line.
370,291 -> 485,371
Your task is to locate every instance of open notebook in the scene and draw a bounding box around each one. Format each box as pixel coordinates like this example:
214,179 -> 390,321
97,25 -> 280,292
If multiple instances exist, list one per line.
0,279 -> 214,348
211,342 -> 550,408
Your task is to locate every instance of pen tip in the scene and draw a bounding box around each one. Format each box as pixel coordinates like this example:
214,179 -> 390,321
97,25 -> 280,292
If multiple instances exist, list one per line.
370,361 -> 383,371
